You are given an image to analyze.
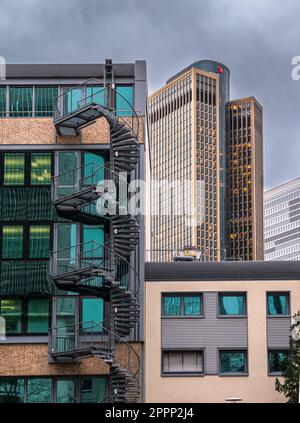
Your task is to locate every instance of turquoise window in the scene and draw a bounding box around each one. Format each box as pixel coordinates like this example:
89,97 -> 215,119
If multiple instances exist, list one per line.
9,87 -> 33,117
57,223 -> 77,273
267,293 -> 289,316
83,152 -> 105,186
57,151 -> 78,197
2,226 -> 23,259
268,351 -> 288,374
63,87 -> 82,114
27,378 -> 52,403
82,298 -> 104,332
0,378 -> 24,403
3,153 -> 25,185
163,296 -> 181,316
86,86 -> 107,107
56,379 -> 76,403
163,295 -> 202,316
83,225 -> 104,256
30,152 -> 52,185
80,377 -> 105,403
0,298 -> 22,334
219,293 -> 246,316
35,86 -> 58,117
0,87 -> 6,116
56,297 -> 75,329
27,299 -> 49,333
115,85 -> 134,116
220,351 -> 247,374
184,296 -> 201,315
29,225 -> 51,259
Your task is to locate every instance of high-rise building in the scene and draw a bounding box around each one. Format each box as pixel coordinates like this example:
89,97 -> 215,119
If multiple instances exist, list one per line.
265,177 -> 300,260
0,61 -> 147,403
148,60 -> 264,261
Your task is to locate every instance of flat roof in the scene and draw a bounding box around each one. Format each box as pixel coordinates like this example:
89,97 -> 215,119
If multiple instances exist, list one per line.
145,261 -> 300,281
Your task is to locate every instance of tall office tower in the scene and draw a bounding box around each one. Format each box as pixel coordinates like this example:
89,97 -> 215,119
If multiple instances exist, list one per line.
265,177 -> 300,260
226,98 -> 264,260
148,60 -> 263,261
0,61 -> 147,403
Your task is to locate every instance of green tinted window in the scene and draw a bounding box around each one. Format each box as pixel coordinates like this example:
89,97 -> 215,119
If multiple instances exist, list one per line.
163,295 -> 202,316
27,378 -> 52,403
83,152 -> 105,185
56,297 -> 75,329
0,87 -> 6,116
57,151 -> 78,197
2,226 -> 23,258
220,351 -> 247,374
27,299 -> 49,333
29,225 -> 50,258
268,351 -> 288,374
9,87 -> 33,117
80,377 -> 105,403
0,378 -> 24,403
63,87 -> 82,114
82,298 -> 104,332
0,298 -> 22,334
184,296 -> 201,315
163,296 -> 181,316
86,86 -> 107,107
267,293 -> 289,315
3,153 -> 25,185
115,85 -> 134,116
35,87 -> 58,117
56,380 -> 76,403
30,153 -> 52,185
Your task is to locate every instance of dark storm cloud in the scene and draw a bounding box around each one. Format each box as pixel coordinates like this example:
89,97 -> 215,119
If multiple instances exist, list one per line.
0,0 -> 299,188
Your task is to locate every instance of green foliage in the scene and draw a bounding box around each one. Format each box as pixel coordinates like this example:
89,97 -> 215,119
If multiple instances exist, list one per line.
275,311 -> 300,403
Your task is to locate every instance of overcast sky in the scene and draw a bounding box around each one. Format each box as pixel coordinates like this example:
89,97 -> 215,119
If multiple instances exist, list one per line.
0,0 -> 299,189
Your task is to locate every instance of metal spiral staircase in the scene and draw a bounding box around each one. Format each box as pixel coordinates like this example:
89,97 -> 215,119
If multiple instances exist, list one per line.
49,81 -> 142,402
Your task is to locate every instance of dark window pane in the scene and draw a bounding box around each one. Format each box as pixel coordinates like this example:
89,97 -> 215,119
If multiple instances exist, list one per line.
0,87 -> 6,116
184,296 -> 201,315
220,351 -> 246,373
31,153 -> 52,185
3,153 -> 25,185
2,226 -> 23,258
268,294 -> 289,315
29,225 -> 50,258
35,87 -> 58,117
0,378 -> 24,403
220,294 -> 245,315
268,351 -> 288,374
163,296 -> 181,316
82,298 -> 104,332
27,299 -> 49,333
9,87 -> 33,117
27,378 -> 52,403
56,380 -> 76,403
80,377 -> 105,403
0,299 -> 22,334
115,85 -> 133,116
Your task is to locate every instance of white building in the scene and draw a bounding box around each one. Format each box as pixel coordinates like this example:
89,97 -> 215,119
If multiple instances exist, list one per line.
264,177 -> 300,260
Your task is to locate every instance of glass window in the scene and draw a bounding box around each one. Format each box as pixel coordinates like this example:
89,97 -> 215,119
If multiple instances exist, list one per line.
63,87 -> 82,114
220,351 -> 247,374
2,226 -> 23,259
57,151 -> 78,197
56,379 -> 76,403
0,299 -> 22,334
83,225 -> 104,257
219,293 -> 246,316
83,152 -> 105,186
29,225 -> 51,258
35,86 -> 58,117
0,87 -> 6,116
9,87 -> 33,117
57,223 -> 77,273
267,293 -> 290,316
27,299 -> 49,333
3,153 -> 25,185
86,86 -> 107,107
0,378 -> 24,403
80,377 -> 105,403
30,153 -> 52,185
162,294 -> 202,316
115,85 -> 134,116
162,351 -> 204,374
268,351 -> 288,374
82,298 -> 104,332
27,378 -> 52,403
56,297 -> 75,329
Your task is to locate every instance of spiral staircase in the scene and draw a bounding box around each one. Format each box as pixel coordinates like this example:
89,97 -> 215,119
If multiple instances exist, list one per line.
49,81 -> 142,403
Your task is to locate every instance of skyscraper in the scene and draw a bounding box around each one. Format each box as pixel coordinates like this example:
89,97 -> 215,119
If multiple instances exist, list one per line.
148,60 -> 263,261
265,177 -> 300,260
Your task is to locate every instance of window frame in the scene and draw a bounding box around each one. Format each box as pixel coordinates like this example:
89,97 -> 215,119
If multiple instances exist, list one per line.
218,349 -> 248,376
268,349 -> 289,376
161,293 -> 204,318
161,349 -> 205,376
218,292 -> 247,318
266,291 -> 291,317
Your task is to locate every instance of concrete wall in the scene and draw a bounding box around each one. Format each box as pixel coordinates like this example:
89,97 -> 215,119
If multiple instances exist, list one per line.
145,279 -> 300,403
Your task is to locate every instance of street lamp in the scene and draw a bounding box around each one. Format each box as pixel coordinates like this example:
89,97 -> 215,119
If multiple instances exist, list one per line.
291,315 -> 300,403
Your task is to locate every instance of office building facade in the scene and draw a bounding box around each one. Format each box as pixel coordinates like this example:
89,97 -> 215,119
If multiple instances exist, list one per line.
148,60 -> 264,261
265,177 -> 300,260
0,61 -> 147,403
